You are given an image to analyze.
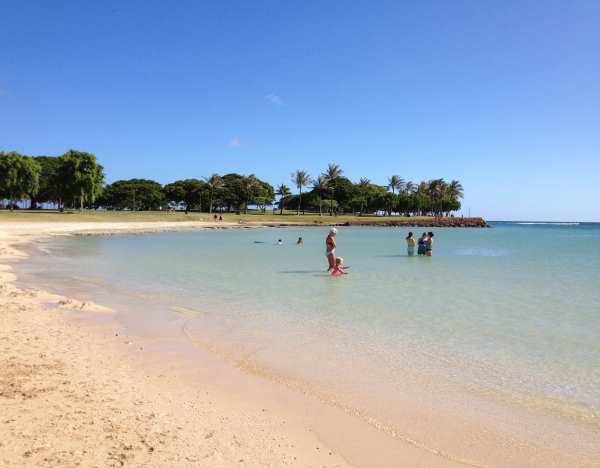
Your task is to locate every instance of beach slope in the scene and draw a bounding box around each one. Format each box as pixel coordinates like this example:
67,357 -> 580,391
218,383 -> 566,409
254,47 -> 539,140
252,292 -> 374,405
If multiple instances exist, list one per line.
0,221 -> 353,467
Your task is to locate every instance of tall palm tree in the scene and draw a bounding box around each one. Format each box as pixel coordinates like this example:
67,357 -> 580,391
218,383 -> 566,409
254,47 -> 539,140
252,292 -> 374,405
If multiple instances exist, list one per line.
291,170 -> 310,215
387,175 -> 404,195
240,175 -> 258,214
311,176 -> 328,216
402,181 -> 416,216
322,163 -> 343,215
448,180 -> 464,199
276,184 -> 291,215
358,177 -> 371,215
203,173 -> 224,214
415,181 -> 430,216
427,178 -> 447,217
387,175 -> 404,216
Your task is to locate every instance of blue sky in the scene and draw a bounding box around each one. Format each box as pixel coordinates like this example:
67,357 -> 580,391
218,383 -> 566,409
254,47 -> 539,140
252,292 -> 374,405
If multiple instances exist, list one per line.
2,1 -> 599,221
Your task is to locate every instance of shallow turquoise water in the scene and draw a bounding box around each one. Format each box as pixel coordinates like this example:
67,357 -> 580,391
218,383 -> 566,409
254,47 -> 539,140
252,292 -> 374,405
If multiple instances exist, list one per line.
19,222 -> 600,425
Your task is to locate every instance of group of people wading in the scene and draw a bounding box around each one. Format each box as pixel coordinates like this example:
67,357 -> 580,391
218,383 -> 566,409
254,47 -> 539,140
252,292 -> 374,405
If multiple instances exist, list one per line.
325,228 -> 435,277
405,231 -> 434,257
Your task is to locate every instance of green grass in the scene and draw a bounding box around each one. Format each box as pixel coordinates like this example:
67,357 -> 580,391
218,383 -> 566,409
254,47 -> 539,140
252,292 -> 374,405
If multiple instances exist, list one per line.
0,209 -> 442,224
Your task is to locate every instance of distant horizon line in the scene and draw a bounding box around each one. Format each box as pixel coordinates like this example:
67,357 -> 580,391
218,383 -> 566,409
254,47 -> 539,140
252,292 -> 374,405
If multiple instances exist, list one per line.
487,220 -> 599,224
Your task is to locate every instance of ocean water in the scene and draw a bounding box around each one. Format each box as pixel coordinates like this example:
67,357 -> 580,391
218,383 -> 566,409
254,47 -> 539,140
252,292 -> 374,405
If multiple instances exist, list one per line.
17,222 -> 600,460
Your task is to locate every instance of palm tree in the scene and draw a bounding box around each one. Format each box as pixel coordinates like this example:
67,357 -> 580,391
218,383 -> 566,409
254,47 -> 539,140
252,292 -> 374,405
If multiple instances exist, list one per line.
387,175 -> 404,195
415,181 -> 430,216
203,173 -> 224,214
311,176 -> 328,216
276,184 -> 291,215
387,175 -> 404,215
427,178 -> 447,217
291,170 -> 310,215
322,163 -> 343,215
448,180 -> 464,199
358,177 -> 371,215
401,180 -> 416,216
240,175 -> 258,214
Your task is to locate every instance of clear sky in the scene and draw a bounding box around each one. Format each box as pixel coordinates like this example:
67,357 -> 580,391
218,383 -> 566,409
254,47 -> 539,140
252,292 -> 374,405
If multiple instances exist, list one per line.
2,1 -> 599,221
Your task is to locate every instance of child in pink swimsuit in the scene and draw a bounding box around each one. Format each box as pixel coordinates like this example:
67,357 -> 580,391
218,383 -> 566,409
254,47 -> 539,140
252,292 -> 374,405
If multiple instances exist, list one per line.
331,257 -> 349,276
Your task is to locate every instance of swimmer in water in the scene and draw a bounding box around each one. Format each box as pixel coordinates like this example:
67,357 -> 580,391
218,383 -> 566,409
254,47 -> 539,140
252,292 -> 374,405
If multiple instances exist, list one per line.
330,257 -> 348,276
277,239 -> 283,245
297,237 -> 303,245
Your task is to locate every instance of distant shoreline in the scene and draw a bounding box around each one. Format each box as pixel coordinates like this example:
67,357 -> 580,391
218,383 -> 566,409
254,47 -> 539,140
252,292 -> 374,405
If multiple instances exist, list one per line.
0,210 -> 488,228
323,217 -> 488,228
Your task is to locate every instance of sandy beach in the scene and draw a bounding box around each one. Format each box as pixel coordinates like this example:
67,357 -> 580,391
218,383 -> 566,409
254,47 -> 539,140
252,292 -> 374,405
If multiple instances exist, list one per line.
0,221 -> 349,467
1,220 -> 476,468
2,219 -> 599,468
4,0 -> 598,464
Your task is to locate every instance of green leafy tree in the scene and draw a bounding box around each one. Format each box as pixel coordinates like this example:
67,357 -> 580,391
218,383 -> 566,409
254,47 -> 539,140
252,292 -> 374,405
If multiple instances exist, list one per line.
311,175 -> 328,216
29,156 -> 61,209
253,179 -> 275,213
0,152 -> 41,210
100,179 -> 164,210
220,174 -> 244,212
331,177 -> 355,214
217,173 -> 273,213
163,179 -> 204,212
291,170 -> 310,215
58,150 -> 104,210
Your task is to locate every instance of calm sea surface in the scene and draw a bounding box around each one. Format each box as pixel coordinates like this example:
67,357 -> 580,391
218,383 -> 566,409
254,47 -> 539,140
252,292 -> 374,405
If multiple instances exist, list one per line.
17,222 -> 600,451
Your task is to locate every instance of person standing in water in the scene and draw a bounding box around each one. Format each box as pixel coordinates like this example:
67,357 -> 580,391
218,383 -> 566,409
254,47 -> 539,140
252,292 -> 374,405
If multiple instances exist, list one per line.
417,232 -> 428,256
406,232 -> 416,256
325,228 -> 337,271
296,237 -> 303,245
426,232 -> 434,256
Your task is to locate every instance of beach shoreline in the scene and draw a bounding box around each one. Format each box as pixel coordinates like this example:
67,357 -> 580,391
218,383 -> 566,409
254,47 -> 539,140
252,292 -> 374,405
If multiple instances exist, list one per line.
2,220 -> 599,467
0,220 -> 472,468
0,221 -> 352,467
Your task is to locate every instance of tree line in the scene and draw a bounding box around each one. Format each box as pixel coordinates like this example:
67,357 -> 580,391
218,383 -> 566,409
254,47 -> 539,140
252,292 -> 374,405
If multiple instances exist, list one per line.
0,152 -> 463,216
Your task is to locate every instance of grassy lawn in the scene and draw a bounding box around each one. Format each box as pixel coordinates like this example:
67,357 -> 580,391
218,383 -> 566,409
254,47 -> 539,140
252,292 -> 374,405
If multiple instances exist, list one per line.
0,209 -> 443,224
